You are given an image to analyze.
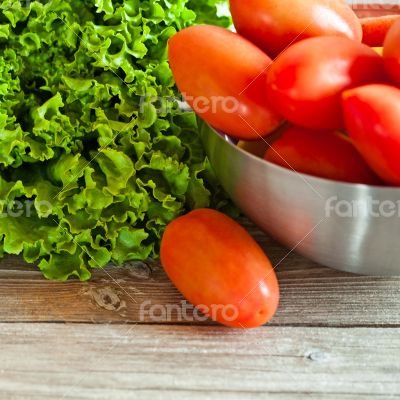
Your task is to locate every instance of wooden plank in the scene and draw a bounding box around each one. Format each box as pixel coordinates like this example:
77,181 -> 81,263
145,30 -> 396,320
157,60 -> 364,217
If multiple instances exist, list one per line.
0,219 -> 399,326
0,323 -> 399,399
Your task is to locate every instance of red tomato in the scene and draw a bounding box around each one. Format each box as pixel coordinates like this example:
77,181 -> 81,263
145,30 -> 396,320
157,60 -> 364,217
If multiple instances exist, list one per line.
266,36 -> 386,130
230,0 -> 362,58
168,25 -> 283,141
342,84 -> 400,185
264,126 -> 381,184
383,19 -> 400,86
160,209 -> 280,328
361,15 -> 400,47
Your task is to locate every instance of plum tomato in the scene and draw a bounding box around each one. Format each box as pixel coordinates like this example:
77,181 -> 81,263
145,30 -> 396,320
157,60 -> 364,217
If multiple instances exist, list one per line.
264,126 -> 381,184
383,19 -> 400,86
342,84 -> 400,185
266,36 -> 387,130
237,122 -> 289,158
168,25 -> 283,140
237,140 -> 269,158
230,0 -> 362,58
160,209 -> 280,328
361,15 -> 400,47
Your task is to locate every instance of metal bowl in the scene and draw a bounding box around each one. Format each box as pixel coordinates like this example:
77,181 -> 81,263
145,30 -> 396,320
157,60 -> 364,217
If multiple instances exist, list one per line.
197,2 -> 400,275
199,121 -> 400,276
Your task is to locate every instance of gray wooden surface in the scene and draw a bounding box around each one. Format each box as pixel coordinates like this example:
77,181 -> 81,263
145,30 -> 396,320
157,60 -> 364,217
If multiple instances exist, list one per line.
1,324 -> 400,400
0,219 -> 399,399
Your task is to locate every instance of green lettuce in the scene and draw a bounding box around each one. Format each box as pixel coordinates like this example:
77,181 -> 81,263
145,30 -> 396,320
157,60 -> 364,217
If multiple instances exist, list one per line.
0,0 -> 235,280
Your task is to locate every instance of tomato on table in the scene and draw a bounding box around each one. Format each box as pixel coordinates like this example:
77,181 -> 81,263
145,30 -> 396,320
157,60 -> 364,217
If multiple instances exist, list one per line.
160,209 -> 280,328
266,36 -> 387,130
342,84 -> 400,185
168,25 -> 283,140
264,126 -> 381,184
230,0 -> 362,58
383,19 -> 400,86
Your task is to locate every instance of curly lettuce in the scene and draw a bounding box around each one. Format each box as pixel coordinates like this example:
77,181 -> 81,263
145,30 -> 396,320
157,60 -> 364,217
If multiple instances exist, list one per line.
0,0 -> 234,280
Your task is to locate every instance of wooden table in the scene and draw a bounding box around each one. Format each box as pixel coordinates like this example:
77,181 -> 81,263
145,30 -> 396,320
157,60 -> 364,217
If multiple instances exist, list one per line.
1,218 -> 399,399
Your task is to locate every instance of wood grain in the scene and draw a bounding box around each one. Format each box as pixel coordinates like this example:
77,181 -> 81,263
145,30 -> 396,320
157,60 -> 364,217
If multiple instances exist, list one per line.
0,219 -> 399,327
0,323 -> 399,400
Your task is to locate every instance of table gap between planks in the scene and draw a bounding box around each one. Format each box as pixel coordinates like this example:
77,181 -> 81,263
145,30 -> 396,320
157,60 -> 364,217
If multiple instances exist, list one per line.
0,218 -> 399,399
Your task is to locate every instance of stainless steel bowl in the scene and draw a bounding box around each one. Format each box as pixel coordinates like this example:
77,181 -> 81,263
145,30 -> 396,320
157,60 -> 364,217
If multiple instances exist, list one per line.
197,2 -> 400,275
199,121 -> 400,276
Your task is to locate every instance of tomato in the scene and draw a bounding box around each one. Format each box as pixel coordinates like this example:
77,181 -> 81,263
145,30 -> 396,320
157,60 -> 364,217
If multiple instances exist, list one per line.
361,15 -> 400,47
237,140 -> 268,158
229,0 -> 362,58
342,84 -> 400,185
264,126 -> 381,184
237,123 -> 288,158
168,25 -> 283,140
266,36 -> 386,130
383,19 -> 400,86
160,209 -> 280,328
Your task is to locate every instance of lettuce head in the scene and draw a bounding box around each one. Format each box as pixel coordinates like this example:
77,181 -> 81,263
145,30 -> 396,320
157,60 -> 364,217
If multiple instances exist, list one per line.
0,0 -> 234,280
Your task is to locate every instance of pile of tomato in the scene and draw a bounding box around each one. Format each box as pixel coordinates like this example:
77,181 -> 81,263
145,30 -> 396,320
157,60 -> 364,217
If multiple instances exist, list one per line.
161,1 -> 400,329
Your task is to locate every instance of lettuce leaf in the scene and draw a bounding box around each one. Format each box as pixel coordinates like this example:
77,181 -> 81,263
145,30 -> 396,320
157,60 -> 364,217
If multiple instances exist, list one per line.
0,0 -> 235,281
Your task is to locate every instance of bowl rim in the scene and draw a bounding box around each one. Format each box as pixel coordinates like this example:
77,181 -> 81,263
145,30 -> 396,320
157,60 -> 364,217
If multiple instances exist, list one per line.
206,123 -> 400,193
